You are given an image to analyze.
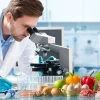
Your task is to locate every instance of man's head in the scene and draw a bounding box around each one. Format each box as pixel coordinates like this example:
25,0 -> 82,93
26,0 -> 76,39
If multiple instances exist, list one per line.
3,0 -> 44,41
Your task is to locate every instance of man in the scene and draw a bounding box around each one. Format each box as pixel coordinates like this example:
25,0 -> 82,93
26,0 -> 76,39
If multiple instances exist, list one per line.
0,0 -> 44,91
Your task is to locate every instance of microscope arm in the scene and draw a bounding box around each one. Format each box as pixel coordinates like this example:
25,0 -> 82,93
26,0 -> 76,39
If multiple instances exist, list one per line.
49,44 -> 73,73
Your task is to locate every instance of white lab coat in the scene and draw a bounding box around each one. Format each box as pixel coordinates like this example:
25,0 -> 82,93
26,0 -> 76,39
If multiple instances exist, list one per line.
0,33 -> 39,78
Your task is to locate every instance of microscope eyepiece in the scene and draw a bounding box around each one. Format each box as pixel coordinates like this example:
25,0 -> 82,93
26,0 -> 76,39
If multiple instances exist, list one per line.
27,27 -> 39,35
27,28 -> 34,35
33,27 -> 39,32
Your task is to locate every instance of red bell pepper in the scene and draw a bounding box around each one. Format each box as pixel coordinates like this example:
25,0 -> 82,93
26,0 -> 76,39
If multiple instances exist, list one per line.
81,71 -> 95,90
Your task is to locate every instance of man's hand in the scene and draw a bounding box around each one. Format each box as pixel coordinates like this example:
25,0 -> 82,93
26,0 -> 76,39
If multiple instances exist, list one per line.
0,77 -> 12,92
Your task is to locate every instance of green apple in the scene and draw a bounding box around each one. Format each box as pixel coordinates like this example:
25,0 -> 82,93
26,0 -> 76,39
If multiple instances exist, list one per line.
54,79 -> 65,88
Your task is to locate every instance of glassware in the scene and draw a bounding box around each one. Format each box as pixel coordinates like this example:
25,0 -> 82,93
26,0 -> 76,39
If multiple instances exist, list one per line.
17,75 -> 63,92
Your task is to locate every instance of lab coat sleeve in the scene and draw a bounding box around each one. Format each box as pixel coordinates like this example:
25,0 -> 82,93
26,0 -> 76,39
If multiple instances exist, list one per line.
18,39 -> 39,75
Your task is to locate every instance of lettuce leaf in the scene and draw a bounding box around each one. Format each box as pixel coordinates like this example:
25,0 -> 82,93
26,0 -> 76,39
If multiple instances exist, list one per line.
95,71 -> 100,82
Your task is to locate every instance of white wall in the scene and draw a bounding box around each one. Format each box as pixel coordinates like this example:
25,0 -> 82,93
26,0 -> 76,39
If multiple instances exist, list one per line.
0,0 -> 10,10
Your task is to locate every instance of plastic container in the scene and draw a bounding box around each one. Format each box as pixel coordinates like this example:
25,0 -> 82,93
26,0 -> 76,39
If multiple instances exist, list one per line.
17,75 -> 63,96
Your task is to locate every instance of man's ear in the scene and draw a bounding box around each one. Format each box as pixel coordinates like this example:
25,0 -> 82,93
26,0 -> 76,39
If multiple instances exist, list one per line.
6,12 -> 13,23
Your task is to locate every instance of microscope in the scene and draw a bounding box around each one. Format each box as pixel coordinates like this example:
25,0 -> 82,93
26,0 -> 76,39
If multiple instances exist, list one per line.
27,27 -> 72,76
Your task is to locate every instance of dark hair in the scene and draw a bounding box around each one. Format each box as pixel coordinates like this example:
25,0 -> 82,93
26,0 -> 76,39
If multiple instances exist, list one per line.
5,0 -> 44,20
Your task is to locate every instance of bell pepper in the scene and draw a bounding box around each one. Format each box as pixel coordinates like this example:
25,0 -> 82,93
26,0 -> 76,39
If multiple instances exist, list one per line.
81,71 -> 95,90
65,72 -> 80,85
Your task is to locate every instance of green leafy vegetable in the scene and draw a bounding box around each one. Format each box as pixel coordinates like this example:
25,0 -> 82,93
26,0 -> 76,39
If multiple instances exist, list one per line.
95,71 -> 100,81
94,81 -> 98,91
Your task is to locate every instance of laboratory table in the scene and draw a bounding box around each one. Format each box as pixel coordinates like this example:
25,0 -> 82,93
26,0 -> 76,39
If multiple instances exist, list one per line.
4,96 -> 96,100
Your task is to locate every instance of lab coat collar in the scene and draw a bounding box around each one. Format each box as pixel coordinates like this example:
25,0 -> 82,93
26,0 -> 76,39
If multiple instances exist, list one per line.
0,9 -> 15,45
0,40 -> 3,62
